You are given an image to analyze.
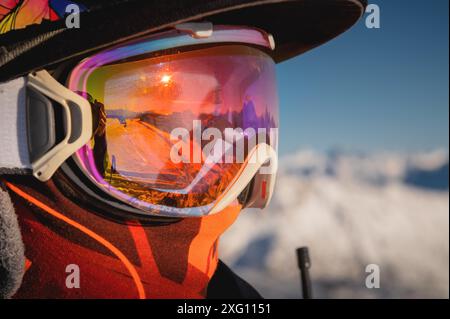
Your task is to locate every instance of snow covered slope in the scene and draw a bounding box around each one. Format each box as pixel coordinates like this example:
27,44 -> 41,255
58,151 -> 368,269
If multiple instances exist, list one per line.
220,149 -> 449,298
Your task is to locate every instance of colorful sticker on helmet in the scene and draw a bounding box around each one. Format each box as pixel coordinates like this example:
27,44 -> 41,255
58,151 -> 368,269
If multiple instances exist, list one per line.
0,0 -> 86,34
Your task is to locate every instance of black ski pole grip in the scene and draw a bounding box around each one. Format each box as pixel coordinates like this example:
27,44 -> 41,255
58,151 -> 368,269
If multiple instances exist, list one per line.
296,246 -> 313,299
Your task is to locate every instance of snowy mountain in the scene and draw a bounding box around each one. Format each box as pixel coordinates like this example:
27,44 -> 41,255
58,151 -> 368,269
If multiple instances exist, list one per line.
220,149 -> 449,298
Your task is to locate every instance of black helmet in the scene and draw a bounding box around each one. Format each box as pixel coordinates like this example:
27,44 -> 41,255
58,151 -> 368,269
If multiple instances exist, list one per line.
0,0 -> 367,82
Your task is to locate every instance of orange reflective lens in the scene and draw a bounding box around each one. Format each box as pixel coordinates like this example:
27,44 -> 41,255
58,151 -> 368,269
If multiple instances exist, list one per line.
68,28 -> 279,217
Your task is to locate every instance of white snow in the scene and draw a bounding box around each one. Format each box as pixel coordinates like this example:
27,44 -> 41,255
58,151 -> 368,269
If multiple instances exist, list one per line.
220,149 -> 449,298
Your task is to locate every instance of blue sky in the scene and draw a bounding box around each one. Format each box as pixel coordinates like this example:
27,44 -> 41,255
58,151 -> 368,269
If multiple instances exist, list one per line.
276,0 -> 449,155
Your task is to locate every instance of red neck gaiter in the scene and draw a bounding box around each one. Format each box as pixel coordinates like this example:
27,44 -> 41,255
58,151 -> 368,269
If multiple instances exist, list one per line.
5,178 -> 241,299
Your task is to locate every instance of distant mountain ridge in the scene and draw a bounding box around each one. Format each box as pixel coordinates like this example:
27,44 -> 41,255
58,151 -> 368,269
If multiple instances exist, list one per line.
280,149 -> 449,190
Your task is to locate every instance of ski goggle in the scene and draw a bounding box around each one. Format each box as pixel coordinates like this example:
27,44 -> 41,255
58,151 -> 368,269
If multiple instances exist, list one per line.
1,24 -> 279,218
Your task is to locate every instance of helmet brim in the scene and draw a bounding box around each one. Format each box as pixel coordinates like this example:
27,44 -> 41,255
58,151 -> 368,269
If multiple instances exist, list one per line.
0,0 -> 366,82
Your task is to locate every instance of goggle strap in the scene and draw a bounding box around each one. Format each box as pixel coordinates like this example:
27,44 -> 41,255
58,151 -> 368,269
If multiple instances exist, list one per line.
0,71 -> 92,181
0,76 -> 31,175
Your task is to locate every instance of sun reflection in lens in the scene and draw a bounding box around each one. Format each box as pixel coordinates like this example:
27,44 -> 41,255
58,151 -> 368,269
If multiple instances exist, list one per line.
160,74 -> 172,85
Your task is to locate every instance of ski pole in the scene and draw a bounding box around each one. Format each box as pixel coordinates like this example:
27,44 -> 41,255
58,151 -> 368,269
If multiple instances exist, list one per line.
296,246 -> 313,299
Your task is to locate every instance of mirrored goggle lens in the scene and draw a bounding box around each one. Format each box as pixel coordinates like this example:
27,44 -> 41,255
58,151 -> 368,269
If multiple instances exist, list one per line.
69,37 -> 278,217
